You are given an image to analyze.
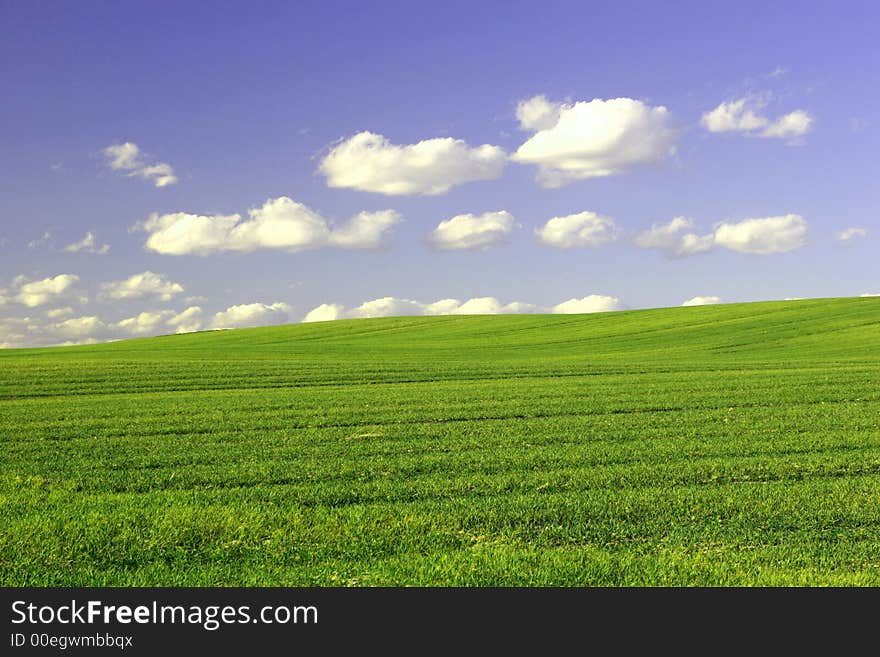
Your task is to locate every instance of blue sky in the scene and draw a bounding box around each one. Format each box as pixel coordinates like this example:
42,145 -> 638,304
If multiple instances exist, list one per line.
1,0 -> 877,346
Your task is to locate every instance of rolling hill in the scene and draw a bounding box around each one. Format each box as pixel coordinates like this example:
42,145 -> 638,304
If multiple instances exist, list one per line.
1,296 -> 879,585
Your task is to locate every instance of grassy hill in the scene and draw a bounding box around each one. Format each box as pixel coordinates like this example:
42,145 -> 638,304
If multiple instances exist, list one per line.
2,296 -> 879,585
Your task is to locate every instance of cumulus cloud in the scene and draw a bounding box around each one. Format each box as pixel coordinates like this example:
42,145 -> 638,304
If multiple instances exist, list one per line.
15,274 -> 80,307
860,293 -> 880,298
53,315 -> 107,339
100,271 -> 184,301
535,211 -> 619,248
318,131 -> 507,195
635,215 -> 808,257
713,214 -> 807,255
511,96 -> 677,187
137,197 -> 401,255
63,232 -> 110,254
166,306 -> 204,333
302,303 -> 344,323
0,300 -> 296,348
837,227 -> 867,243
328,210 -> 403,249
210,302 -> 292,329
551,295 -> 625,314
516,95 -> 563,132
634,217 -> 714,258
103,142 -> 178,187
113,310 -> 175,336
347,297 -> 425,318
682,296 -> 723,307
302,294 -> 621,322
701,97 -> 813,140
429,211 -> 517,250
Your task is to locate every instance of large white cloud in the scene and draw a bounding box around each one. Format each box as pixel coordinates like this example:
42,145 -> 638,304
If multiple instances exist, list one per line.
101,271 -> 184,301
429,211 -> 517,250
210,302 -> 293,329
511,96 -> 677,187
701,97 -> 813,140
137,197 -> 401,255
535,211 -> 619,248
318,131 -> 507,196
635,215 -> 808,257
138,212 -> 242,255
682,296 -> 722,307
634,217 -> 714,258
551,295 -> 625,314
103,142 -> 178,187
15,274 -> 80,307
63,232 -> 110,255
713,215 -> 807,255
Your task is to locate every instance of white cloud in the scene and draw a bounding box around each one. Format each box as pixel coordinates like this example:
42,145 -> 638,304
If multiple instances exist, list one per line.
837,227 -> 867,243
328,210 -> 403,249
551,295 -> 625,314
450,297 -> 505,315
422,299 -> 463,315
166,306 -> 204,333
701,97 -> 812,140
137,197 -> 400,255
634,217 -> 715,258
861,293 -> 880,298
516,95 -> 563,132
103,142 -> 178,187
713,215 -> 807,255
28,231 -> 51,249
759,110 -> 813,139
114,310 -> 175,336
701,97 -> 769,133
138,212 -> 242,256
501,301 -> 539,314
302,303 -> 344,323
635,215 -> 808,257
682,296 -> 723,306
15,274 -> 79,307
101,271 -> 184,301
511,96 -> 677,187
53,315 -> 107,339
429,211 -> 517,250
210,302 -> 292,329
304,294 -> 621,323
318,131 -> 507,195
45,306 -> 74,319
535,211 -> 619,248
63,232 -> 110,254
348,297 -> 425,318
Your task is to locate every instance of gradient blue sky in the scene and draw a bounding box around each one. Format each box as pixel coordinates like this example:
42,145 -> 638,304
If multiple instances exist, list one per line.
1,0 -> 877,346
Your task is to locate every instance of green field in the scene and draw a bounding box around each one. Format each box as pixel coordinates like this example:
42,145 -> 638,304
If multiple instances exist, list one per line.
2,297 -> 879,585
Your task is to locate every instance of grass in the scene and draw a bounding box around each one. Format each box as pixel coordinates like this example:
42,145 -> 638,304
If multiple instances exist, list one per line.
1,296 -> 879,585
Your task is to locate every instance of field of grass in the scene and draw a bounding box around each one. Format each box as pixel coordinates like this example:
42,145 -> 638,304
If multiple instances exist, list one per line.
1,296 -> 879,586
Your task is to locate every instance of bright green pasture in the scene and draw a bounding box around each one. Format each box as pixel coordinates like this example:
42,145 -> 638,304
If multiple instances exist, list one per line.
1,297 -> 879,585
